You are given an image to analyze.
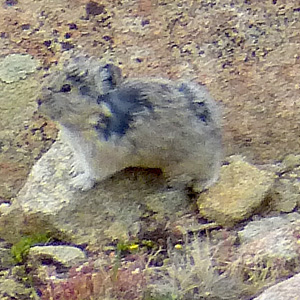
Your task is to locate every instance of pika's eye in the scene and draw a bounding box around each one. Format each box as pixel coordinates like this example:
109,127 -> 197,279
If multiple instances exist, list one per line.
60,84 -> 72,93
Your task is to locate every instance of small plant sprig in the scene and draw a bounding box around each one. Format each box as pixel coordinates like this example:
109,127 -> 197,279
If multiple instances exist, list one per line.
11,232 -> 52,263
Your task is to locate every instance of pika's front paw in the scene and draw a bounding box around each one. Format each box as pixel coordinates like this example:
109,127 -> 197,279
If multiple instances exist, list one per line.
70,173 -> 95,191
70,160 -> 84,177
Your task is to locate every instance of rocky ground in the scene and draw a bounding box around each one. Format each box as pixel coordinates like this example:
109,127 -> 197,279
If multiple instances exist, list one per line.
1,0 -> 300,299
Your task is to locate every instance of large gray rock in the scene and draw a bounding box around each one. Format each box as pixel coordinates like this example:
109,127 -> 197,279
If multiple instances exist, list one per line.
252,273 -> 300,300
239,213 -> 300,244
0,53 -> 47,199
231,217 -> 300,288
0,136 -> 191,248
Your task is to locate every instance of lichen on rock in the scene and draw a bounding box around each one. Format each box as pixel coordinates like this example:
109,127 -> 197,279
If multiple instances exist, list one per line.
0,53 -> 39,83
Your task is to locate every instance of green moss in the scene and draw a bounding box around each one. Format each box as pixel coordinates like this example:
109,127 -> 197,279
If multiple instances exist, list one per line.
11,232 -> 52,263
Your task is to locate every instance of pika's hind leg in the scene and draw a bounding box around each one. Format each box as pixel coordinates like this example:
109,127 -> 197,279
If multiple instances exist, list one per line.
190,158 -> 222,192
164,153 -> 222,192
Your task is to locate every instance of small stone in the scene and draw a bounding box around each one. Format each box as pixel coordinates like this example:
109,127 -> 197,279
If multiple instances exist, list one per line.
0,202 -> 11,214
5,0 -> 18,6
68,23 -> 78,30
28,245 -> 86,267
21,24 -> 30,30
43,40 -> 52,47
270,179 -> 299,213
86,1 -> 105,17
64,32 -> 71,39
281,154 -> 300,172
60,41 -> 74,50
198,156 -> 274,226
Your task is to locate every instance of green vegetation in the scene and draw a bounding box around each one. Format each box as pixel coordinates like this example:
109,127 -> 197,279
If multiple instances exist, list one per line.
146,237 -> 247,300
11,232 -> 52,263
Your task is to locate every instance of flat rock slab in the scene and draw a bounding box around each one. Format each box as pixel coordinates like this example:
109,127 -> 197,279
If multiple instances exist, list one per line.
238,213 -> 300,244
232,217 -> 300,285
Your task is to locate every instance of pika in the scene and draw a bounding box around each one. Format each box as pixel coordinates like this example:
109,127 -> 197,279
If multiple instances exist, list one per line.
38,56 -> 222,192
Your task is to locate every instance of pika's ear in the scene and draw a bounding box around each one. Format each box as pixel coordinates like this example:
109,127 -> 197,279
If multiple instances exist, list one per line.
96,63 -> 123,94
104,64 -> 123,85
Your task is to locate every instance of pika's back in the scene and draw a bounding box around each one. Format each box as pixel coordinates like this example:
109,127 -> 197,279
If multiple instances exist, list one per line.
94,77 -> 221,143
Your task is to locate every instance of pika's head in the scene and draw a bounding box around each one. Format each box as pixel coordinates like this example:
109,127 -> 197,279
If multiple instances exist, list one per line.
38,57 -> 123,129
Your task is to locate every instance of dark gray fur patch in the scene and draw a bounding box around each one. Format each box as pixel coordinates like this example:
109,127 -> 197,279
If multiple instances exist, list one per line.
99,64 -> 122,91
178,83 -> 212,125
79,85 -> 91,96
95,86 -> 153,140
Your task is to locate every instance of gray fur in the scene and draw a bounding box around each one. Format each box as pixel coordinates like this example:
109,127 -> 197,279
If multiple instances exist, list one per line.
38,56 -> 222,192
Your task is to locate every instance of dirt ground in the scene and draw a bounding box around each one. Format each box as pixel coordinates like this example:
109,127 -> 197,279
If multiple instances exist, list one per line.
0,0 -> 300,197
